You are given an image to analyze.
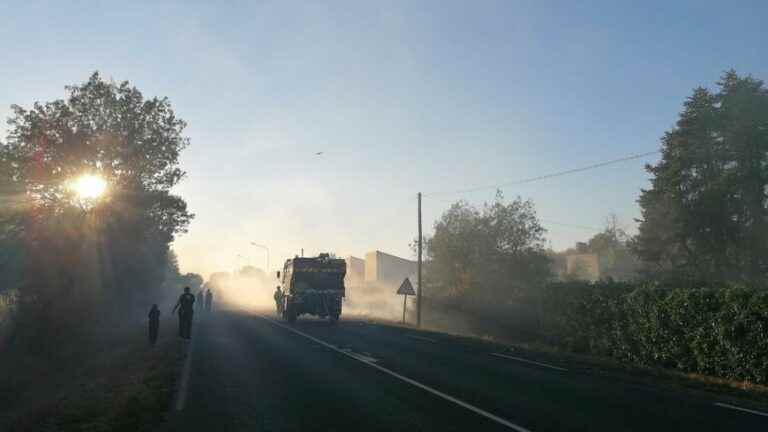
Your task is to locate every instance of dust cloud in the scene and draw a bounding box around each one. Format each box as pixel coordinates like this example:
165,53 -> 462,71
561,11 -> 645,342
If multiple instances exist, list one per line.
207,271 -> 276,313
204,266 -> 501,343
207,272 -> 412,320
343,281 -> 412,322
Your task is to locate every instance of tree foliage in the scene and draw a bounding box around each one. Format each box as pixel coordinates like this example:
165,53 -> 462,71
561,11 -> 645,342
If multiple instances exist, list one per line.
557,214 -> 641,281
634,71 -> 768,283
0,73 -> 196,339
423,192 -> 551,305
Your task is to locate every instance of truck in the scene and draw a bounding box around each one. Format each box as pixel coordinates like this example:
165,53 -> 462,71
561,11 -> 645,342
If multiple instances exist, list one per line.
276,253 -> 346,323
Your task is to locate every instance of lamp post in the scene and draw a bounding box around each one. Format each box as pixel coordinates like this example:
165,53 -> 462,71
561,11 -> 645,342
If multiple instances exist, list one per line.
250,242 -> 270,273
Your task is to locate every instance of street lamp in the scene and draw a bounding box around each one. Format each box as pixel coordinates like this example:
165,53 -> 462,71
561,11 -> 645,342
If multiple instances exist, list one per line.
250,242 -> 270,273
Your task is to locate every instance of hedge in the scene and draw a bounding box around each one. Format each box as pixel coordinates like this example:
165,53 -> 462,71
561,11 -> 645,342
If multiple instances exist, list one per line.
541,281 -> 768,384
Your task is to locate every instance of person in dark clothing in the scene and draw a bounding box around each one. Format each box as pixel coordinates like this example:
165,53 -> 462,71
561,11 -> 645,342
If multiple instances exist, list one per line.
148,304 -> 160,346
204,289 -> 213,311
274,286 -> 284,316
196,290 -> 204,310
172,286 -> 195,339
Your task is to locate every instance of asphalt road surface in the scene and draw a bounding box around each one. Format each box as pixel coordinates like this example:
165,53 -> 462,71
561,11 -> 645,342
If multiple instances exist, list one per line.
164,307 -> 768,431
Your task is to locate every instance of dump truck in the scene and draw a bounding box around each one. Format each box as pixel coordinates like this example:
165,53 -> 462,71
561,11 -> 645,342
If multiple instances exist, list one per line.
276,253 -> 346,323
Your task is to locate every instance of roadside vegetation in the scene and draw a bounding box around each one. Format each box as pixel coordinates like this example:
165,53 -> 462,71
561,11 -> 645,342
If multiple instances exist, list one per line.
0,74 -> 200,429
542,281 -> 768,384
421,70 -> 768,387
0,316 -> 182,431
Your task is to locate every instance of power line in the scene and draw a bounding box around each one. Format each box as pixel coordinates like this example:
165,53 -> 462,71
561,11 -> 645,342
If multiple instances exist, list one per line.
424,150 -> 660,197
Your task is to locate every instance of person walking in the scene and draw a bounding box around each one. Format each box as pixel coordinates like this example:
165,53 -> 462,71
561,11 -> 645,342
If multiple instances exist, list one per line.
205,289 -> 213,312
148,304 -> 160,346
274,286 -> 284,316
172,286 -> 195,339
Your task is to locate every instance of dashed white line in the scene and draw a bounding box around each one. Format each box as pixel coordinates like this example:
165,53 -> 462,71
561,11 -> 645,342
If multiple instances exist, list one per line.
491,353 -> 568,372
340,348 -> 379,363
259,315 -> 532,432
714,402 -> 768,418
406,334 -> 437,343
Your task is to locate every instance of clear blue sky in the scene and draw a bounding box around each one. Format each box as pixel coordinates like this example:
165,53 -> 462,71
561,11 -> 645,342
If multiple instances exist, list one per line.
2,1 -> 767,277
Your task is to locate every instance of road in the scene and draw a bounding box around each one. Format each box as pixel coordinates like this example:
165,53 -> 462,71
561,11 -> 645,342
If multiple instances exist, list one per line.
164,307 -> 768,431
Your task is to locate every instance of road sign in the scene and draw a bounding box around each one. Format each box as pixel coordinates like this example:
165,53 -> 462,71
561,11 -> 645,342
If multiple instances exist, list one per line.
398,278 -> 416,324
397,278 -> 416,296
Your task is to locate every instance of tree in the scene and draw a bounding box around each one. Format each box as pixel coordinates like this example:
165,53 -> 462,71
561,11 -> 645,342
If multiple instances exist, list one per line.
633,71 -> 768,284
553,215 -> 640,282
424,192 -> 551,305
564,258 -> 591,282
0,73 -> 194,336
587,214 -> 640,281
162,250 -> 203,297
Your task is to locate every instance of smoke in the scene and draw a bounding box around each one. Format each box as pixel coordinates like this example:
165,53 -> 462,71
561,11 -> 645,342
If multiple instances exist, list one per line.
209,272 -> 276,312
343,281 -> 415,322
203,263 -> 526,345
342,280 -> 541,343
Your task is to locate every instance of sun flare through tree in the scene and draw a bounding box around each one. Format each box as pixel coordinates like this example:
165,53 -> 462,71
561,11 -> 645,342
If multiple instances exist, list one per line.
69,174 -> 107,200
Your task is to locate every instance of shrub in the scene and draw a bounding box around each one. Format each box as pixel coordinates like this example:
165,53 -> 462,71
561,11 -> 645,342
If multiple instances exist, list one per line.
541,281 -> 768,384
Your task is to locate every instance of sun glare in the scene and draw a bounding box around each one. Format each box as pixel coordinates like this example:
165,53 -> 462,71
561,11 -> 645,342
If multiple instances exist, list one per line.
71,174 -> 107,200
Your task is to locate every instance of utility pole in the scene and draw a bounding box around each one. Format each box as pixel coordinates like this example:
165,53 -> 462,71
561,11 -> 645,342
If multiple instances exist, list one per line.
417,192 -> 422,328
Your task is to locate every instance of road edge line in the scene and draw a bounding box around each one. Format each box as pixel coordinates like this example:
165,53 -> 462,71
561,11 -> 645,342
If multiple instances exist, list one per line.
713,402 -> 768,418
174,320 -> 198,411
491,353 -> 568,372
258,315 -> 532,432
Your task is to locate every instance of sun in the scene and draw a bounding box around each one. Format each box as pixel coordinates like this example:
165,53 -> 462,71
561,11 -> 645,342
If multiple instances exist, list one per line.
70,174 -> 107,200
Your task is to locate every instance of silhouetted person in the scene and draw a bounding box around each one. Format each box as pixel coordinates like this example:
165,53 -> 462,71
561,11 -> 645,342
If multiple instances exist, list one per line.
148,304 -> 160,346
196,290 -> 204,310
274,286 -> 283,315
205,289 -> 213,312
173,286 -> 195,339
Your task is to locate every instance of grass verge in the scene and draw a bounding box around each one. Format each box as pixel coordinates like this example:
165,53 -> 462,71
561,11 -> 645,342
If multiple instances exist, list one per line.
0,317 -> 183,432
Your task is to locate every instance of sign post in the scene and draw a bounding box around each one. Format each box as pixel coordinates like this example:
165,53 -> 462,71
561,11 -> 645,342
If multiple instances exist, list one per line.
397,278 -> 416,324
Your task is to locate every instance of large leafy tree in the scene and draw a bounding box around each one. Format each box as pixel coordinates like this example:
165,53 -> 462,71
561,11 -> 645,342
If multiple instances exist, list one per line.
0,73 -> 194,334
424,192 -> 551,305
634,71 -> 768,283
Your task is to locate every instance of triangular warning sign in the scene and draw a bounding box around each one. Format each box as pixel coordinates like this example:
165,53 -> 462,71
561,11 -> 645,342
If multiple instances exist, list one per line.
397,278 -> 416,295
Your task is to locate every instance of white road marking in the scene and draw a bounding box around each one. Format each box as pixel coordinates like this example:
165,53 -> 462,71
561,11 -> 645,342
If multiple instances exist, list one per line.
714,402 -> 768,418
406,334 -> 437,343
175,323 -> 197,411
491,353 -> 568,372
340,348 -> 379,363
259,315 -> 532,432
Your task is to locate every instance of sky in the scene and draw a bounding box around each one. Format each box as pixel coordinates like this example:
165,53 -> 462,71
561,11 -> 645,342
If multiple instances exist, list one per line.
2,1 -> 767,278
